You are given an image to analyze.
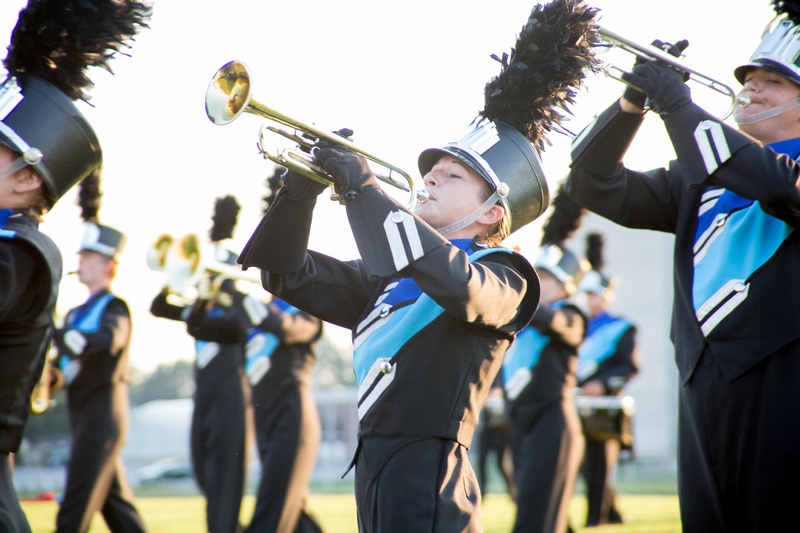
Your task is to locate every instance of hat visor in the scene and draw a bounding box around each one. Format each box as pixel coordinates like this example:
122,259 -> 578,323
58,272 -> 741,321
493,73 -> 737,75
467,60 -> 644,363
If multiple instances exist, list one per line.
734,59 -> 800,86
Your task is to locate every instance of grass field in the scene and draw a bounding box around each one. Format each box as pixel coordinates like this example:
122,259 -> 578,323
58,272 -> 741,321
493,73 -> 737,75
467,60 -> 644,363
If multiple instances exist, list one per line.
21,492 -> 682,532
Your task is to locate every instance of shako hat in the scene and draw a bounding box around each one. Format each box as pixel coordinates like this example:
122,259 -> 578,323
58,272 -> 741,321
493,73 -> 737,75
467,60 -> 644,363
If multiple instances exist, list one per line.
80,222 -> 126,258
418,0 -> 598,237
734,2 -> 800,85
0,0 -> 151,205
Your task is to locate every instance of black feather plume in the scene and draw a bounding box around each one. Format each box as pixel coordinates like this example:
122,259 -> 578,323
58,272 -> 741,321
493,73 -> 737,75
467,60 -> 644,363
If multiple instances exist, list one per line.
77,165 -> 102,222
584,232 -> 604,271
262,167 -> 285,216
209,195 -> 241,243
772,1 -> 800,23
4,0 -> 152,102
481,0 -> 599,152
540,184 -> 586,246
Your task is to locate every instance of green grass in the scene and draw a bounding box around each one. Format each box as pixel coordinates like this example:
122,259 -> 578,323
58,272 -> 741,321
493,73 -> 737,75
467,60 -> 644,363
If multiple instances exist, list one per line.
21,492 -> 681,532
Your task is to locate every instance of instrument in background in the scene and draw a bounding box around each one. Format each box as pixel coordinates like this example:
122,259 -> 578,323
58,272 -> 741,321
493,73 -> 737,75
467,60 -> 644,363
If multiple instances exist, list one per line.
575,394 -> 636,447
596,26 -> 748,120
30,347 -> 63,414
146,233 -> 260,304
204,60 -> 420,208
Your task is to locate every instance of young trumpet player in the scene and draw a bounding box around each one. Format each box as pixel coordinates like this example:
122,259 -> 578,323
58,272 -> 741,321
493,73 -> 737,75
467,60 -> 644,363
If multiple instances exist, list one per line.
566,1 -> 800,530
237,1 -> 598,530
0,1 -> 149,531
53,194 -> 147,532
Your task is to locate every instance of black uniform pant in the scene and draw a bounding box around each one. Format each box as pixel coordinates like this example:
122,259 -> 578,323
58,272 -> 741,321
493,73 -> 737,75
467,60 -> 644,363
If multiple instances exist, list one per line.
678,339 -> 800,532
57,388 -> 146,533
355,438 -> 482,533
580,436 -> 622,526
510,399 -> 584,533
0,453 -> 31,533
477,425 -> 513,498
191,383 -> 247,533
246,385 -> 323,533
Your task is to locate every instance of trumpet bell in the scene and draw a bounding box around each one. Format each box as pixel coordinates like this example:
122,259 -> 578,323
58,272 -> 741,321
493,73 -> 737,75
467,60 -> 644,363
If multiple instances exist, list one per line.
206,60 -> 252,125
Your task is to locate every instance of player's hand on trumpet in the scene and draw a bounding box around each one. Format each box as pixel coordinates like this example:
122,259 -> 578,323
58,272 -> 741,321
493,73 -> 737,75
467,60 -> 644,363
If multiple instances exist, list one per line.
622,55 -> 692,118
622,39 -> 689,112
313,140 -> 379,202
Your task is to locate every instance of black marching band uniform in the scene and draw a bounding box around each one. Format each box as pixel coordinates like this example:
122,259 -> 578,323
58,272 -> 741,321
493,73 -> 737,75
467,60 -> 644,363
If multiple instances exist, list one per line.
149,196 -> 253,533
502,196 -> 588,533
575,233 -> 639,527
566,3 -> 800,530
233,2 -> 596,530
54,224 -> 147,533
245,297 -> 324,533
0,2 -> 149,531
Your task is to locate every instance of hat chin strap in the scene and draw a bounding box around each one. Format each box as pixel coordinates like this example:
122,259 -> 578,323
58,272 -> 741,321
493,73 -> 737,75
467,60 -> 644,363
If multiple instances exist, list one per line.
430,190 -> 502,237
0,148 -> 43,180
733,96 -> 800,125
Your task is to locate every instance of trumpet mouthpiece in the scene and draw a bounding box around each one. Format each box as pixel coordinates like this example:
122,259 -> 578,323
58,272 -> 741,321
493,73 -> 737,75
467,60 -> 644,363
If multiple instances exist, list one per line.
737,94 -> 751,107
416,188 -> 430,203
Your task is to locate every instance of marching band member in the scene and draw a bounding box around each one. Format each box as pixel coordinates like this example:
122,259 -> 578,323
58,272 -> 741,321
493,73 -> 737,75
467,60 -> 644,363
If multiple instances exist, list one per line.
0,1 -> 149,531
575,232 -> 639,527
566,1 -> 800,529
237,1 -> 598,528
54,214 -> 147,533
150,196 -> 253,533
502,189 -> 588,533
244,170 -> 325,533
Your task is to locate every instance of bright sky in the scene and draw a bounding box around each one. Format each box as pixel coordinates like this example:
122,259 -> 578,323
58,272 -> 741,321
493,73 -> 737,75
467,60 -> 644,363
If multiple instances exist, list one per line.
0,0 -> 775,372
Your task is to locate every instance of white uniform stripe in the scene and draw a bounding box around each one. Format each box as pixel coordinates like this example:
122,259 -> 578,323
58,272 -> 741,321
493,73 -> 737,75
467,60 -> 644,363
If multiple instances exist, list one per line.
357,359 -> 396,421
700,282 -> 749,336
696,278 -> 748,322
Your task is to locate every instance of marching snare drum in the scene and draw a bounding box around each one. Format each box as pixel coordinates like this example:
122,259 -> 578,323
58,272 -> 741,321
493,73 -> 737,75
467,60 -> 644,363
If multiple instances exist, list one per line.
574,395 -> 635,446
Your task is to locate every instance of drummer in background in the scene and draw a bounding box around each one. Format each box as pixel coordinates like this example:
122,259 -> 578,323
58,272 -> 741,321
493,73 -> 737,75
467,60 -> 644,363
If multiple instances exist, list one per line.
575,232 -> 639,528
502,188 -> 589,533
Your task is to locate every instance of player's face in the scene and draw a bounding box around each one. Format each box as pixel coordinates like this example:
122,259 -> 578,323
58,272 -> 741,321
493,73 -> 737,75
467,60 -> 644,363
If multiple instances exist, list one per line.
537,269 -> 567,305
77,251 -> 112,287
414,155 -> 491,235
737,67 -> 800,142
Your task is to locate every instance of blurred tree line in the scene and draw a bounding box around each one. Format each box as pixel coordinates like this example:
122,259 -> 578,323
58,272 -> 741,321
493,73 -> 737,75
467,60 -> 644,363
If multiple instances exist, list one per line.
22,329 -> 354,444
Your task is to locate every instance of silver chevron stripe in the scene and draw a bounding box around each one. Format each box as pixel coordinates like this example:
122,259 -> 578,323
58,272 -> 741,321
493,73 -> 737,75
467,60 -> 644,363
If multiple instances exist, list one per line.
384,211 -> 424,271
694,121 -> 731,175
0,78 -> 23,120
696,279 -> 749,336
504,367 -> 532,401
698,188 -> 724,217
693,213 -> 728,265
353,311 -> 391,351
358,358 -> 396,420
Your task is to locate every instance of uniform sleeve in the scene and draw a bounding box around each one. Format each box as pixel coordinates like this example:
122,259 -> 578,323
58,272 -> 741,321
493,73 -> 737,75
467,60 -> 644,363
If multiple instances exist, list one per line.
664,104 -> 800,227
586,326 -> 639,393
74,299 -> 131,359
531,304 -> 587,348
149,289 -> 187,321
0,239 -> 41,321
259,305 -> 322,346
185,302 -> 247,344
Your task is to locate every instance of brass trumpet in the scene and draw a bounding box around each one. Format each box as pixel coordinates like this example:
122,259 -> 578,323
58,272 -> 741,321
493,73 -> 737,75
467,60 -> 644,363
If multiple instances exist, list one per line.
596,26 -> 747,120
204,60 -> 418,207
146,233 -> 261,304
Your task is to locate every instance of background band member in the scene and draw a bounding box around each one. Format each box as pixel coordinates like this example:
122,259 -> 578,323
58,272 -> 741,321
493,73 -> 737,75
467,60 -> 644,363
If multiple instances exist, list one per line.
244,171 -> 325,533
245,298 -> 325,533
54,215 -> 147,533
475,376 -> 515,500
0,1 -> 149,531
566,2 -> 800,529
150,196 -> 253,533
575,232 -> 639,527
502,189 -> 588,533
236,2 -> 597,528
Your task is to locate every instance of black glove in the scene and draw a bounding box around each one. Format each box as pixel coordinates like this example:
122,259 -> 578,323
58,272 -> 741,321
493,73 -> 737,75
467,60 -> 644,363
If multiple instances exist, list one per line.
623,39 -> 688,108
312,141 -> 378,202
622,60 -> 691,118
282,168 -> 328,200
